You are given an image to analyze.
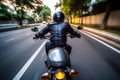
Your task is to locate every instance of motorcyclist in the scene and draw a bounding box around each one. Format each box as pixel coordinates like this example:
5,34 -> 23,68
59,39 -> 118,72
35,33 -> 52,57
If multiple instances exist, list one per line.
34,11 -> 81,67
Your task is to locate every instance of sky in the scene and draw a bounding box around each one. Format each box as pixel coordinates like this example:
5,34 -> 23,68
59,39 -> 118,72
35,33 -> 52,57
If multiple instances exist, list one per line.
43,0 -> 60,16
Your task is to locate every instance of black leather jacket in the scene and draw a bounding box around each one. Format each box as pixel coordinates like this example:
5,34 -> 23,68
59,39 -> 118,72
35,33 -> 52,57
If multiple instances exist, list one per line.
36,22 -> 81,45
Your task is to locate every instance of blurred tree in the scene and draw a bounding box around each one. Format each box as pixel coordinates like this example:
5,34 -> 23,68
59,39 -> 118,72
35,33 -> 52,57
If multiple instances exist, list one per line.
55,0 -> 91,24
1,0 -> 43,27
55,0 -> 120,30
39,5 -> 51,21
34,5 -> 43,15
91,0 -> 110,29
0,2 -> 16,23
15,0 -> 43,27
101,0 -> 120,29
55,0 -> 77,23
101,0 -> 112,29
0,2 -> 10,20
75,0 -> 91,25
92,0 -> 120,29
91,0 -> 107,14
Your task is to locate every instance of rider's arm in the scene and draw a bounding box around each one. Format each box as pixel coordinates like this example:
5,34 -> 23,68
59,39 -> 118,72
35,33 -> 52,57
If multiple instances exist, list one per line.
35,24 -> 50,38
66,22 -> 81,38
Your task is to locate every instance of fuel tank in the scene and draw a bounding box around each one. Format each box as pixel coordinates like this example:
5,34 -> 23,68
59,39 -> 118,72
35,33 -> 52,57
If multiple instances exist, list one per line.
48,47 -> 68,67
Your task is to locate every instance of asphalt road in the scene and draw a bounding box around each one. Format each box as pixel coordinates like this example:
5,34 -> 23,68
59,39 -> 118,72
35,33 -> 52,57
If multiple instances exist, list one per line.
0,25 -> 120,80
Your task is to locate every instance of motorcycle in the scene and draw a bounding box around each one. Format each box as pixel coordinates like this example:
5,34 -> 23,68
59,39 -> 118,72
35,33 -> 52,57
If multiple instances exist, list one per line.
31,26 -> 83,80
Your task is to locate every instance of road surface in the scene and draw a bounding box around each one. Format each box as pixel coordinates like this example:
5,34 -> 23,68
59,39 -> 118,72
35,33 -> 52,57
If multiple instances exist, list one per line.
0,25 -> 120,80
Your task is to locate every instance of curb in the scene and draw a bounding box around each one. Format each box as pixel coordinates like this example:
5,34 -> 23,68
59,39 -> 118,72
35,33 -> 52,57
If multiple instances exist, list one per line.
83,27 -> 120,44
71,24 -> 120,49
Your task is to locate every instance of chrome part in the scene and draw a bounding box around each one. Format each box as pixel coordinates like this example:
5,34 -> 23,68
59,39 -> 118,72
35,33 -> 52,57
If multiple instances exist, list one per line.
48,47 -> 68,62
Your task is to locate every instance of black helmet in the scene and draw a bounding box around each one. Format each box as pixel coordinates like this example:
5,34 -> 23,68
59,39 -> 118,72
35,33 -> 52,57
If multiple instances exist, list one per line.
53,11 -> 64,22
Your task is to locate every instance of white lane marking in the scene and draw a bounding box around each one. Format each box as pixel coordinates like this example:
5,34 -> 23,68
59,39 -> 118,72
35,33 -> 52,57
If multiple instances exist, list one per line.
6,38 -> 16,42
80,31 -> 120,54
13,40 -> 47,80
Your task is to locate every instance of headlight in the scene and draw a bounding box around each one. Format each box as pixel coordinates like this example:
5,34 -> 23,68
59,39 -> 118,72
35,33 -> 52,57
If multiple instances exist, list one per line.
55,71 -> 65,79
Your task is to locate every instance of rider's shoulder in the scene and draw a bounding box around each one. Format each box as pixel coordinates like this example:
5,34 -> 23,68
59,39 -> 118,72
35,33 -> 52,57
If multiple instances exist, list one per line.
47,21 -> 69,26
63,22 -> 69,24
64,22 -> 70,26
64,22 -> 69,24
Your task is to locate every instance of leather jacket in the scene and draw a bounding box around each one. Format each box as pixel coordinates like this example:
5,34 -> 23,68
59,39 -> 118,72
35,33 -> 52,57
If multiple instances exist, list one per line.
36,22 -> 81,45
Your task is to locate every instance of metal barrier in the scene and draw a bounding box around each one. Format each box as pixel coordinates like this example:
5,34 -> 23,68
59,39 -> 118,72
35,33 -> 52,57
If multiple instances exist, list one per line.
0,24 -> 20,29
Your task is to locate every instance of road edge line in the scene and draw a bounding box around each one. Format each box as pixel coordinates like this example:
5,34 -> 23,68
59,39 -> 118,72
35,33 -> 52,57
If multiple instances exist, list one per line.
80,31 -> 120,54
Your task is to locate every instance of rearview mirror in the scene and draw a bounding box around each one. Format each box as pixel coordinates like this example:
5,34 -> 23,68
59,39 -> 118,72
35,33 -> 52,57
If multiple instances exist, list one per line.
77,25 -> 83,30
31,27 -> 39,32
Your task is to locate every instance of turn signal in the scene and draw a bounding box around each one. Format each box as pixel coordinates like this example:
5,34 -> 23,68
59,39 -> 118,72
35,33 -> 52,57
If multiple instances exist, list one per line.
41,72 -> 51,80
55,71 -> 65,79
69,69 -> 79,76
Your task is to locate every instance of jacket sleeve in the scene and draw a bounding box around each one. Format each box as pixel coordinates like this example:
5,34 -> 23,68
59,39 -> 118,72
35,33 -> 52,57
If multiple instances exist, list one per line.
36,24 -> 50,38
66,22 -> 81,38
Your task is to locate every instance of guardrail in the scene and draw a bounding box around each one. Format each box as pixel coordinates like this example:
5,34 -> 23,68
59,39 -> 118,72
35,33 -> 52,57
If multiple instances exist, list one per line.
0,24 -> 20,29
0,24 -> 20,32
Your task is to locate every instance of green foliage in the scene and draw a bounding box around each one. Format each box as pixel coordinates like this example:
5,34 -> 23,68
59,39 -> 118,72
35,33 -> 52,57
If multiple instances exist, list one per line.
39,5 -> 51,21
16,9 -> 32,20
0,2 -> 11,19
34,6 -> 43,15
0,0 -> 43,25
91,0 -> 120,14
91,0 -> 107,14
109,0 -> 120,11
3,0 -> 43,26
14,0 -> 42,9
55,0 -> 91,17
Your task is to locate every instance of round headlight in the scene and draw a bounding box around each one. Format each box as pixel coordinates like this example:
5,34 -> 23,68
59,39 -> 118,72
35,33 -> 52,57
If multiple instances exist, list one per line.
55,71 -> 65,79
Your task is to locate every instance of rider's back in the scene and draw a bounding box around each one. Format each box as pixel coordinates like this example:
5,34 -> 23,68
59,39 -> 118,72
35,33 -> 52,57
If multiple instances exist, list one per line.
48,22 -> 70,45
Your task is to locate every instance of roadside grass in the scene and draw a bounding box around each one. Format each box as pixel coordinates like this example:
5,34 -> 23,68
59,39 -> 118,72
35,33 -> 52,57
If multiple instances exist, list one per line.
103,29 -> 120,35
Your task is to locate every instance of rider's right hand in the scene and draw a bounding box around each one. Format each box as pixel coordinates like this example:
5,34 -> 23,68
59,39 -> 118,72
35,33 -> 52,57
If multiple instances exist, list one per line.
33,33 -> 39,40
34,33 -> 45,40
35,33 -> 39,38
